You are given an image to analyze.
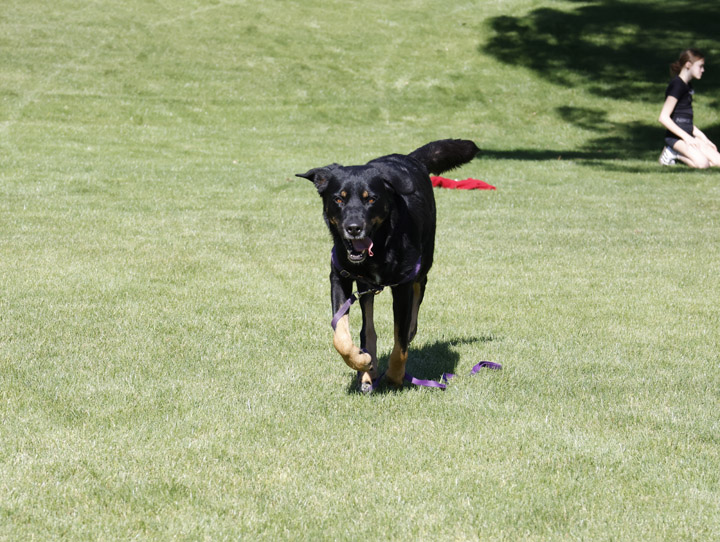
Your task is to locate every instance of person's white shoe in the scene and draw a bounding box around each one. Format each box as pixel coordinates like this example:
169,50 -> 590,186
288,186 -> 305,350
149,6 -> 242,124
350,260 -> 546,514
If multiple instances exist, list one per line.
659,145 -> 678,166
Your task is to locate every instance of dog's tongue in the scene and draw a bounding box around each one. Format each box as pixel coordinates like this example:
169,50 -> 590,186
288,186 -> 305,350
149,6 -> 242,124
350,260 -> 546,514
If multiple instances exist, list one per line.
351,238 -> 374,256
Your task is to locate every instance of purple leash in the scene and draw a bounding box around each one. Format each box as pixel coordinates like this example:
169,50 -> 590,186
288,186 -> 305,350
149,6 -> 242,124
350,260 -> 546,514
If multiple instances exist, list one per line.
360,361 -> 502,392
404,360 -> 502,390
331,295 -> 361,330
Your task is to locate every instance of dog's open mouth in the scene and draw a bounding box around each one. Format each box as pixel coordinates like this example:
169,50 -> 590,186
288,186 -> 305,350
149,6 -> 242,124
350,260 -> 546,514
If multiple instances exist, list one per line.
344,237 -> 374,263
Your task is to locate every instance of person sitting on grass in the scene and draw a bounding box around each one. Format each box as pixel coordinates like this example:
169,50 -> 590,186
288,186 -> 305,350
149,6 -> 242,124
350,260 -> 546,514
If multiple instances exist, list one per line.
658,48 -> 720,168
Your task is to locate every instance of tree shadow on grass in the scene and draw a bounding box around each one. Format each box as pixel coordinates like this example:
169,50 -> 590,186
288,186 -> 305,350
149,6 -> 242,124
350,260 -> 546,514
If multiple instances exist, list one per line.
481,0 -> 720,169
480,105 -> 720,169
484,0 -> 720,103
346,335 -> 497,394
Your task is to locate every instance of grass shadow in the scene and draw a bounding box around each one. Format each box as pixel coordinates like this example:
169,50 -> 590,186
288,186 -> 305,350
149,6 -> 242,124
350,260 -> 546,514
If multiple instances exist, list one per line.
480,106 -> 720,165
481,1 -> 720,168
484,0 -> 720,103
346,335 -> 496,394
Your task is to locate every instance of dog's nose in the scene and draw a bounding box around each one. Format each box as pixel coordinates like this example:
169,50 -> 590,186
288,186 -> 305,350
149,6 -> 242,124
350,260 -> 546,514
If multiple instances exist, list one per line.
344,223 -> 363,237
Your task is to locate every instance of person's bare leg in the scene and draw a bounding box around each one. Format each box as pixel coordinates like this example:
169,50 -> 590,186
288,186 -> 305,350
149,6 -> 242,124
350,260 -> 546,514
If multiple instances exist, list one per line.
673,140 -> 710,168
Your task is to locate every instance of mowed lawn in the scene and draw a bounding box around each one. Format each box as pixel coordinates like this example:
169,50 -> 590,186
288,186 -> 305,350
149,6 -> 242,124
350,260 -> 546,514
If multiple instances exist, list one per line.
1,0 -> 720,539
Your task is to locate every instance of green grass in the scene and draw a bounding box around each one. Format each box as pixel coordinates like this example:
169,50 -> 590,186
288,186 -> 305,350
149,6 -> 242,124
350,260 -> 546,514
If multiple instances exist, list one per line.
2,0 -> 720,539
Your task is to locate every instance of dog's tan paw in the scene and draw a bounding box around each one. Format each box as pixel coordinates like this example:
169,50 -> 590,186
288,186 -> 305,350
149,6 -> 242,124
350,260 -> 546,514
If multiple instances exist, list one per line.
357,370 -> 380,394
384,372 -> 404,389
341,349 -> 373,372
359,380 -> 375,394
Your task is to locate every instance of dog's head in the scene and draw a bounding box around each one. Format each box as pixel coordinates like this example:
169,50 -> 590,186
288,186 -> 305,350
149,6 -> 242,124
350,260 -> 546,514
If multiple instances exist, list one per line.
297,164 -> 400,264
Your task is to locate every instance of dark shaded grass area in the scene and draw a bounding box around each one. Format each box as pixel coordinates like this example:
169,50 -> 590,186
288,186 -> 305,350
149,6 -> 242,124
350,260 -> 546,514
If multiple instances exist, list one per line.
485,0 -> 720,103
484,0 -> 720,164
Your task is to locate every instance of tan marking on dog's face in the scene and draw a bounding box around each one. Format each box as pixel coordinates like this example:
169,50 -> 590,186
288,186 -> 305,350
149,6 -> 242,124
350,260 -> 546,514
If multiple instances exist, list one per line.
362,190 -> 369,199
340,190 -> 348,199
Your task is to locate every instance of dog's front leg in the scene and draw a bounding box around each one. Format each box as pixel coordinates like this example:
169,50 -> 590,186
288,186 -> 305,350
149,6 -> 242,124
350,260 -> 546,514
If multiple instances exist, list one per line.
330,272 -> 373,372
358,291 -> 379,388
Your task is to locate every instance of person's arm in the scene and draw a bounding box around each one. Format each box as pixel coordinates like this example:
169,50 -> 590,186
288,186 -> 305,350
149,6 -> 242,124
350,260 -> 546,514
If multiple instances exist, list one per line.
658,95 -> 697,146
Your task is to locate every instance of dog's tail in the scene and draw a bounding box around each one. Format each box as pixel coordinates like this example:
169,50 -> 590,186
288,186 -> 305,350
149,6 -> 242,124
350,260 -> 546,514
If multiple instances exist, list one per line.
408,139 -> 480,175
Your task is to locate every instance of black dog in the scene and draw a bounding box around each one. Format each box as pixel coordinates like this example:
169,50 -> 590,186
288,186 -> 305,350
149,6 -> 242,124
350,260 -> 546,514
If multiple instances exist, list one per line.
298,139 -> 479,392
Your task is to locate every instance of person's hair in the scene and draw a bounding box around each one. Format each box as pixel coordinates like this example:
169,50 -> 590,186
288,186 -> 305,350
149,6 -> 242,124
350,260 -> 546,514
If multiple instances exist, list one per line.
670,48 -> 704,76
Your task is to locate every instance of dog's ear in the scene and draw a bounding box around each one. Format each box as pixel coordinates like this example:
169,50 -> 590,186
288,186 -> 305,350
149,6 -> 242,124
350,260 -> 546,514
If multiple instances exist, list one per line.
296,164 -> 340,194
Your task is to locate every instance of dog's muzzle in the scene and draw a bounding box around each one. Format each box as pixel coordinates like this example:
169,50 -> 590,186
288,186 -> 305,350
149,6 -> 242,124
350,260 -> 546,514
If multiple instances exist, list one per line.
343,236 -> 374,263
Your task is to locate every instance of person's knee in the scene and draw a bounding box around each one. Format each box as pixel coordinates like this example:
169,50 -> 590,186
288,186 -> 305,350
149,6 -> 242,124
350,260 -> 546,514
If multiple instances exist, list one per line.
683,149 -> 711,168
707,153 -> 720,168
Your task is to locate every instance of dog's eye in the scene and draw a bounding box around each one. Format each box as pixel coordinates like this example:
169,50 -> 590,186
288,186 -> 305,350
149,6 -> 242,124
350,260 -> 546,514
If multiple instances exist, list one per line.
334,196 -> 344,205
366,197 -> 375,205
